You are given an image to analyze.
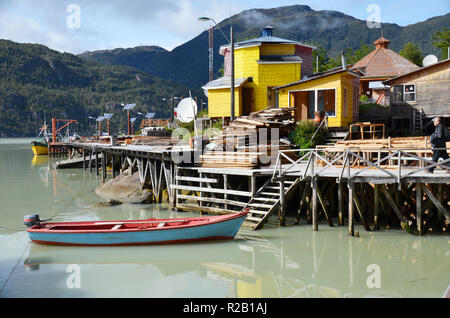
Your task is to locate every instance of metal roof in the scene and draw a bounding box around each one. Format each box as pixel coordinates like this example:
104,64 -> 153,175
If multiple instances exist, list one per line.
273,68 -> 362,90
383,58 -> 450,85
353,37 -> 420,78
202,76 -> 250,90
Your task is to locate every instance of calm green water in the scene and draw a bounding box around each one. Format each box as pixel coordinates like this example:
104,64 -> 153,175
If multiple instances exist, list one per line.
0,138 -> 448,298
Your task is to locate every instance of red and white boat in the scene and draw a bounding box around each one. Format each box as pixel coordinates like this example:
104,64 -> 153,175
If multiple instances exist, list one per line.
24,210 -> 248,246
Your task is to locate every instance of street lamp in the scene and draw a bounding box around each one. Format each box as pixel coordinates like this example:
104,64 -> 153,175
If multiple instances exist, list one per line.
199,17 -> 235,121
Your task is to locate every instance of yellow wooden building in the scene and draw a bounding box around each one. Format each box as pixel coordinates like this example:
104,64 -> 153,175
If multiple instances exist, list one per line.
202,26 -> 315,118
274,68 -> 363,127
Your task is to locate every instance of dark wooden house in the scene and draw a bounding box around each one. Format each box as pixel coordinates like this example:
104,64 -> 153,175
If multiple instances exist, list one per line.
383,58 -> 450,134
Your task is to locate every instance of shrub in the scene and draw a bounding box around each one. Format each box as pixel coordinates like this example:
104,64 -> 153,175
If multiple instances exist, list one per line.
289,121 -> 327,150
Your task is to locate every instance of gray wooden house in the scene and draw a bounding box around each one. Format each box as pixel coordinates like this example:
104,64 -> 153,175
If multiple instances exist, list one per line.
383,58 -> 450,135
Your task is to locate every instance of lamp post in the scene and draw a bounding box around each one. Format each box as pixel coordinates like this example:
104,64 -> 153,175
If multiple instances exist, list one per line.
199,17 -> 234,121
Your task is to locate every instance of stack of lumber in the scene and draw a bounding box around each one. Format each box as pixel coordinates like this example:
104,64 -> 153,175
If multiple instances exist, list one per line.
199,152 -> 261,168
200,107 -> 297,168
129,136 -> 188,148
318,136 -> 449,151
222,107 -> 295,138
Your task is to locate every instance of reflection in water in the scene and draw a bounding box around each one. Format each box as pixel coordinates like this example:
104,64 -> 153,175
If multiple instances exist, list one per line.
0,139 -> 449,298
20,224 -> 450,298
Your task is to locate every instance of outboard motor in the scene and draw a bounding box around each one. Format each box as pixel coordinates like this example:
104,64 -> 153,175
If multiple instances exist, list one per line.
24,214 -> 40,228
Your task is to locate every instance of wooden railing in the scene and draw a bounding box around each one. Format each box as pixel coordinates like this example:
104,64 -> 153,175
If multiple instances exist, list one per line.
272,147 -> 450,186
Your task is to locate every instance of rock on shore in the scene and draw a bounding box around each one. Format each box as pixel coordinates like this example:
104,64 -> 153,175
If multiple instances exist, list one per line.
95,172 -> 154,204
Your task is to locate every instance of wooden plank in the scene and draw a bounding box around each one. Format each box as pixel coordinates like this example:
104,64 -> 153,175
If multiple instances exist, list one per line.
176,204 -> 240,215
177,194 -> 247,207
249,202 -> 273,209
170,184 -> 252,197
176,176 -> 218,183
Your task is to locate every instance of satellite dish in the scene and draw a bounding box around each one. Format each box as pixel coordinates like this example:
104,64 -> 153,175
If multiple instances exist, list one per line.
176,97 -> 197,123
422,55 -> 438,67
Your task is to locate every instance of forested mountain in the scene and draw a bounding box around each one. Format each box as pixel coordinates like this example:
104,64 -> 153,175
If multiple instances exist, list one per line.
1,4 -> 448,137
79,5 -> 450,88
0,40 -> 200,137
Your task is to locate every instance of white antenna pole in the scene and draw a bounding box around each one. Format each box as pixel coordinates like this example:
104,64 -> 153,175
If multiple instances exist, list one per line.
189,90 -> 198,137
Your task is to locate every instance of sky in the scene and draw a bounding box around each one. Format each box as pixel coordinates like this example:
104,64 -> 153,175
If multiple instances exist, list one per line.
0,0 -> 448,54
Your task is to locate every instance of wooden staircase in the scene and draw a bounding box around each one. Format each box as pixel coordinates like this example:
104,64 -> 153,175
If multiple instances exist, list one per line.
242,175 -> 300,230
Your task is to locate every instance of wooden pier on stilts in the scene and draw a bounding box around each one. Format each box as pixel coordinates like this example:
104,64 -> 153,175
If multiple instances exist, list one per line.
55,140 -> 449,236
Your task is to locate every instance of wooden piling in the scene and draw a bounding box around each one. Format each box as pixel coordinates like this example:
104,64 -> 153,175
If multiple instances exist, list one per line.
416,183 -> 422,235
317,181 -> 333,227
338,182 -> 344,226
279,177 -> 286,226
95,151 -> 99,176
101,152 -> 106,182
348,181 -> 354,236
312,177 -> 318,231
374,184 -> 380,230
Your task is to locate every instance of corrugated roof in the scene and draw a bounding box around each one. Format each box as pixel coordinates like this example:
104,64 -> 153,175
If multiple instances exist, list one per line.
201,76 -> 250,90
383,58 -> 450,84
273,68 -> 362,90
219,27 -> 316,54
353,37 -> 420,79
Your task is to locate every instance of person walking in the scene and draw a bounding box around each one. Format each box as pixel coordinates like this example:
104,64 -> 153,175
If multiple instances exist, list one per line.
426,116 -> 450,173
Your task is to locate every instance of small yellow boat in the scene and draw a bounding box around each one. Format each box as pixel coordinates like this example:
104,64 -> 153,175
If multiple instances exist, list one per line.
31,120 -> 50,155
31,141 -> 49,155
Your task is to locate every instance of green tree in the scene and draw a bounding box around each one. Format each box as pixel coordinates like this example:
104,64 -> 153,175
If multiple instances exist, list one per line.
400,42 -> 423,66
312,46 -> 330,73
432,27 -> 450,60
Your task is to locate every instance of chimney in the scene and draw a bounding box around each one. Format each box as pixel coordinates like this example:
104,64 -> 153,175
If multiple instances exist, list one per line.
341,51 -> 346,70
262,25 -> 274,37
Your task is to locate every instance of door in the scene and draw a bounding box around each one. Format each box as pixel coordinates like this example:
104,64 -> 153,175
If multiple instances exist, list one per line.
242,87 -> 255,115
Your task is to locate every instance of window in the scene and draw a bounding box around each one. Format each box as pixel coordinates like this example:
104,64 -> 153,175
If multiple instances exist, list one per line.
404,84 -> 416,102
314,89 -> 336,117
393,84 -> 416,102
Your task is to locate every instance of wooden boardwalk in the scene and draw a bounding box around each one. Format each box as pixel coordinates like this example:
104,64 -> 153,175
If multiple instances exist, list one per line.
57,141 -> 449,234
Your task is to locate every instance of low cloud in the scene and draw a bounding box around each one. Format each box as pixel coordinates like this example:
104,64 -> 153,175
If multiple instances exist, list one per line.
0,0 -> 244,53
